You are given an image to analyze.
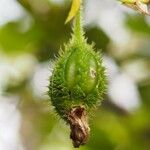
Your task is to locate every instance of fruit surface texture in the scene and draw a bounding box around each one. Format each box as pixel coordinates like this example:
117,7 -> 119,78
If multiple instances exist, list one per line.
48,8 -> 106,148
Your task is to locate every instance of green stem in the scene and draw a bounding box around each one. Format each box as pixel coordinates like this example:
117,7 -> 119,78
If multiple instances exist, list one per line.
73,6 -> 84,42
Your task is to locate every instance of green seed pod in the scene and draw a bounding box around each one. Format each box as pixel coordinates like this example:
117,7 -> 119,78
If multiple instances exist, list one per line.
49,8 -> 106,148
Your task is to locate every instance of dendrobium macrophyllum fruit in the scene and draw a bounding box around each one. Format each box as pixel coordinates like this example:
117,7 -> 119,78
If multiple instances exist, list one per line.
48,8 -> 106,148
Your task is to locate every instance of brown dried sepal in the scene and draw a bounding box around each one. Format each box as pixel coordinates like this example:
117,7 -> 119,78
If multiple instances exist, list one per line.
67,106 -> 90,148
122,0 -> 150,15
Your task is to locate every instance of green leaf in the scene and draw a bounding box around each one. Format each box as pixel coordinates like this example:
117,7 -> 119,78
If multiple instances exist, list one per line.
65,0 -> 81,23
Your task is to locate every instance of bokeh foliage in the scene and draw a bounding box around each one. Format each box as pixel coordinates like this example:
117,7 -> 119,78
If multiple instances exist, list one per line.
0,0 -> 150,150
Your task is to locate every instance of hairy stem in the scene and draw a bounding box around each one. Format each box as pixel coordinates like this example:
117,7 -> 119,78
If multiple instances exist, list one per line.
73,6 -> 84,43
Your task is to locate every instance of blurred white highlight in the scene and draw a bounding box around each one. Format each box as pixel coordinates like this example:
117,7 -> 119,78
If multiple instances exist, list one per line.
108,73 -> 141,112
0,0 -> 25,26
0,96 -> 24,150
103,56 -> 141,112
31,62 -> 52,100
85,0 -> 131,45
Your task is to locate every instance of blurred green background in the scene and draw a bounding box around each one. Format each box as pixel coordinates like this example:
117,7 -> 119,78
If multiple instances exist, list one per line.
0,0 -> 150,150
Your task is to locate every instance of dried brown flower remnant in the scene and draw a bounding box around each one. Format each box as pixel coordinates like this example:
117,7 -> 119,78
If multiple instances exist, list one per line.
121,0 -> 150,15
67,106 -> 90,148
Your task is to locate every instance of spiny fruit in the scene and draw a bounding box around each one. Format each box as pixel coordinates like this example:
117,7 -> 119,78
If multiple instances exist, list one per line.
49,9 -> 106,148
